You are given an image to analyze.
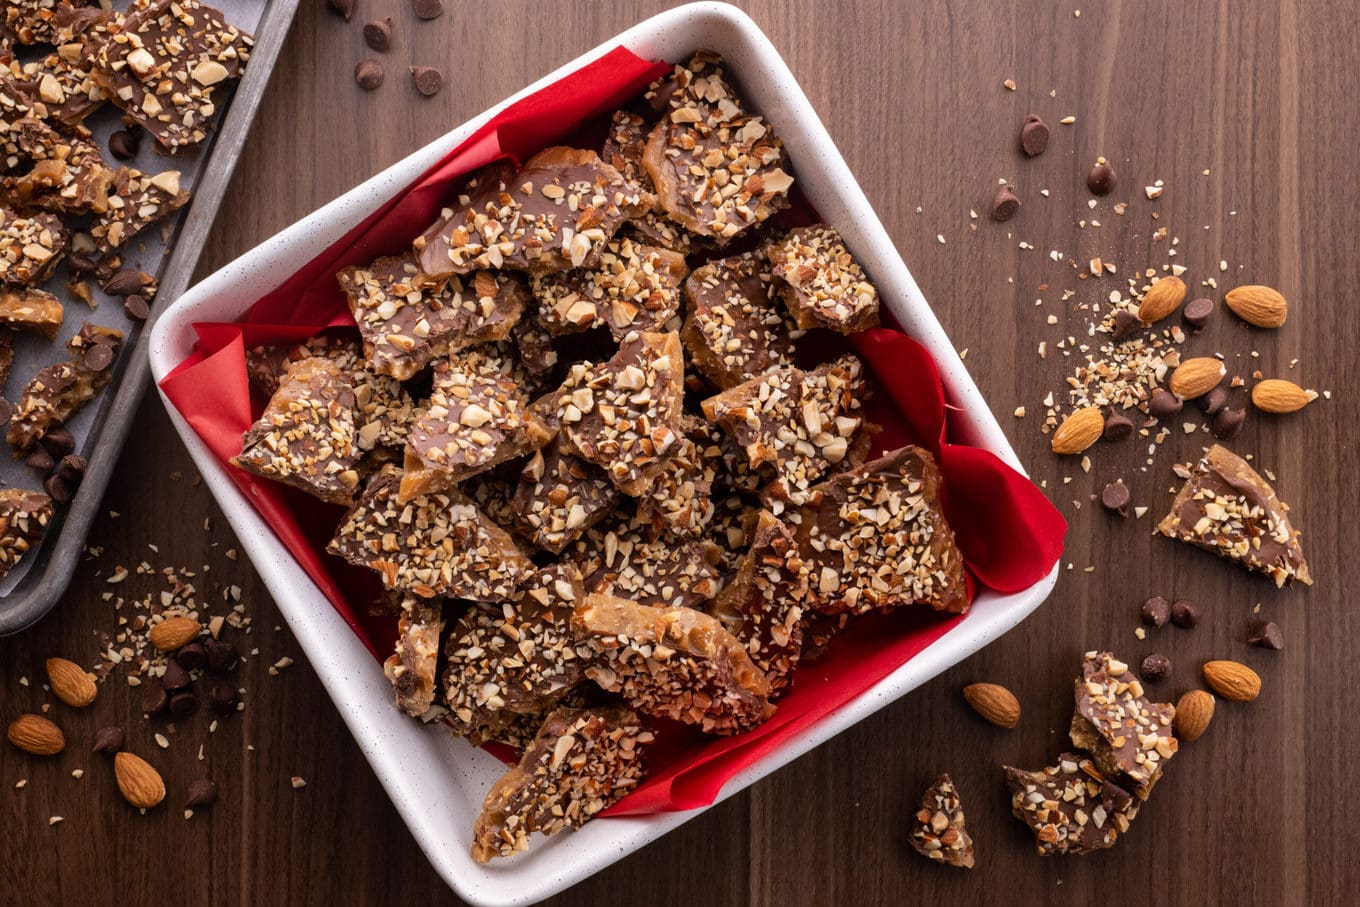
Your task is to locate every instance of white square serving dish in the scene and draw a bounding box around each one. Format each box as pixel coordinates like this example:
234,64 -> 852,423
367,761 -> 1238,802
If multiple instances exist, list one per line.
148,4 -> 1059,904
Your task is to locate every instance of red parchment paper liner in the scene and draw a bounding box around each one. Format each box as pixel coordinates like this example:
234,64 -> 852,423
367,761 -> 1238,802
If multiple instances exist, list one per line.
160,48 -> 1066,814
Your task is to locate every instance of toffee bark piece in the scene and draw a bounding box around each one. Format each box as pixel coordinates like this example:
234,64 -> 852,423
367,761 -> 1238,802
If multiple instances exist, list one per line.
337,256 -> 527,381
634,418 -> 718,540
1068,651 -> 1178,799
2,0 -> 75,45
7,46 -> 109,127
1156,444 -> 1311,586
791,445 -> 969,616
443,565 -> 594,737
567,514 -> 724,610
231,356 -> 363,506
766,224 -> 880,334
1003,753 -> 1140,855
601,108 -> 708,255
680,249 -> 797,390
908,774 -> 975,869
399,346 -> 553,501
0,287 -> 63,339
571,592 -> 775,735
554,330 -> 685,496
709,511 -> 808,694
89,0 -> 253,152
415,149 -> 651,279
471,706 -> 654,863
0,487 -> 52,577
7,323 -> 121,455
0,206 -> 67,286
89,166 -> 190,255
511,437 -> 621,555
461,686 -> 599,751
510,310 -> 558,381
531,237 -> 687,340
383,596 -> 444,718
328,465 -> 533,601
1,119 -> 115,215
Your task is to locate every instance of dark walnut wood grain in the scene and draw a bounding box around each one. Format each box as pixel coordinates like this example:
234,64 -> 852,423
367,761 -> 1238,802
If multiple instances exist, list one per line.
2,1 -> 1356,903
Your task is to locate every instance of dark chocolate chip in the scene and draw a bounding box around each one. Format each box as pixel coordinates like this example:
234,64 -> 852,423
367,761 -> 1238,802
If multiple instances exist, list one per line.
107,129 -> 140,161
1200,386 -> 1230,416
162,658 -> 192,691
1102,409 -> 1134,441
41,427 -> 75,458
1171,599 -> 1199,629
1087,157 -> 1117,195
327,0 -> 354,20
1140,596 -> 1171,628
1140,653 -> 1171,682
363,17 -> 391,52
0,398 -> 11,425
43,474 -> 71,503
83,343 -> 115,372
169,691 -> 199,720
1248,621 -> 1284,651
412,0 -> 443,19
1112,309 -> 1142,341
177,642 -> 208,671
205,638 -> 239,673
1100,481 -> 1131,515
102,268 -> 145,297
92,726 -> 125,756
1211,406 -> 1245,440
409,65 -> 442,97
1020,114 -> 1049,157
1183,297 -> 1213,330
142,683 -> 169,717
67,253 -> 97,277
56,454 -> 86,485
123,294 -> 150,321
355,59 -> 384,90
1148,387 -> 1183,419
990,184 -> 1020,222
209,681 -> 238,717
185,779 -> 219,810
25,446 -> 55,472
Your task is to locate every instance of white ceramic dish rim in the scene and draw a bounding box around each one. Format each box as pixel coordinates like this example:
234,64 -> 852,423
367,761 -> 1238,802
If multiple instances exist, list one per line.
148,4 -> 1060,904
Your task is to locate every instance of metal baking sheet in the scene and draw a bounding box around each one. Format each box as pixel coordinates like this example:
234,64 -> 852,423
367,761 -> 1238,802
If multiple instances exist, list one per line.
0,0 -> 301,633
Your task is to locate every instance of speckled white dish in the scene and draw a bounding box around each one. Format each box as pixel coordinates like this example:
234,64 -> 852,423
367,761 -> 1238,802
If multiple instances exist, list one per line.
149,4 -> 1059,904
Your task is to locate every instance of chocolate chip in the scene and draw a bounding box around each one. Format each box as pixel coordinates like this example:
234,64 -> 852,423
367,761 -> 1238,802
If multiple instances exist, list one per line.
43,474 -> 71,503
162,658 -> 192,691
1112,309 -> 1142,341
1248,621 -> 1284,651
209,681 -> 238,717
56,454 -> 86,486
1171,599 -> 1199,629
409,65 -> 442,97
1200,386 -> 1230,416
1140,653 -> 1171,682
169,691 -> 199,720
142,683 -> 169,717
83,343 -> 115,372
124,294 -> 150,321
108,129 -> 140,161
205,638 -> 239,673
1100,481 -> 1130,515
92,726 -> 125,756
25,446 -> 55,472
990,184 -> 1020,222
41,427 -> 75,458
355,59 -> 384,90
1183,297 -> 1213,330
1102,409 -> 1134,441
363,17 -> 391,52
68,253 -> 97,277
1148,387 -> 1183,419
177,642 -> 208,671
0,398 -> 11,425
1140,596 -> 1171,628
412,0 -> 443,19
1019,114 -> 1049,156
102,268 -> 145,297
185,779 -> 219,810
327,0 -> 354,20
1087,157 -> 1117,195
1211,406 -> 1245,440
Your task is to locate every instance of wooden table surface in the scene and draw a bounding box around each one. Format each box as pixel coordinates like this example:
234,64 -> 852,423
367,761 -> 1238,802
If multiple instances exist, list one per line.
3,0 -> 1357,903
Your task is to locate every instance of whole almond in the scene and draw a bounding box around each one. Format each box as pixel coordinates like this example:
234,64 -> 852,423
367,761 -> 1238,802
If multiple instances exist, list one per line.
1251,379 -> 1318,414
1202,660 -> 1261,702
7,714 -> 65,756
1169,357 -> 1227,399
1050,406 -> 1104,455
1175,689 -> 1215,742
114,752 -> 166,810
45,657 -> 98,708
1137,276 -> 1187,324
148,615 -> 201,652
962,683 -> 1021,728
1225,285 -> 1288,328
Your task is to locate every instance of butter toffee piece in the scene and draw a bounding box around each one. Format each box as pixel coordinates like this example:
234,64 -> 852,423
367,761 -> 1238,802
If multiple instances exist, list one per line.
8,322 -> 121,454
511,437 -> 620,555
680,248 -> 798,390
0,287 -> 64,338
328,464 -> 534,601
6,47 -> 109,128
415,148 -> 652,279
471,705 -> 654,863
1004,752 -> 1140,855
338,256 -> 527,381
792,445 -> 969,616
531,237 -> 687,340
383,596 -> 444,718
2,0 -> 74,46
1067,651 -> 1178,799
600,109 -> 707,255
90,0 -> 253,152
908,773 -> 975,869
0,206 -> 67,286
90,165 -> 190,254
567,512 -> 724,610
231,356 -> 364,506
0,487 -> 52,577
766,224 -> 881,334
1157,444 -> 1311,586
2,119 -> 117,216
634,418 -> 719,540
571,592 -> 775,735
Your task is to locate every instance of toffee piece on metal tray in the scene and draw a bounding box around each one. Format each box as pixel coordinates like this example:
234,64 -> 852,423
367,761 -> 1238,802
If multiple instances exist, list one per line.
7,323 -> 121,455
0,487 -> 53,577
